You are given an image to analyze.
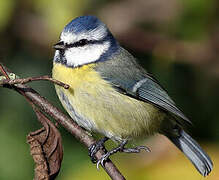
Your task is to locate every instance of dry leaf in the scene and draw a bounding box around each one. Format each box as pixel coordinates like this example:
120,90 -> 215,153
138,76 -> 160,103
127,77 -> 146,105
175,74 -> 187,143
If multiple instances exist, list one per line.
27,110 -> 63,180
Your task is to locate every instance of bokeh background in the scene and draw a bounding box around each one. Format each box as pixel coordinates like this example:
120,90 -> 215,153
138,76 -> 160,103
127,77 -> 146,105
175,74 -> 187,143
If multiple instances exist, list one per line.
0,0 -> 219,179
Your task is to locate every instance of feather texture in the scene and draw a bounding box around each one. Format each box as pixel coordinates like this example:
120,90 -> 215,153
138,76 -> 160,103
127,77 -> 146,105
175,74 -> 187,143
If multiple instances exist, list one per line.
95,47 -> 191,124
167,127 -> 213,176
52,16 -> 212,176
52,62 -> 166,142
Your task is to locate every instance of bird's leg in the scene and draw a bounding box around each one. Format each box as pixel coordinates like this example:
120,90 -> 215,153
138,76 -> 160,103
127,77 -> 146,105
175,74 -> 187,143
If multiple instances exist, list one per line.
96,140 -> 150,169
88,137 -> 109,163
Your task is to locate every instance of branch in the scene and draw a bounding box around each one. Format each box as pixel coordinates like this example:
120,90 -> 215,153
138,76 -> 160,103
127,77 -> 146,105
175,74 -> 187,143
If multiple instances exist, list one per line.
1,75 -> 69,89
0,63 -> 125,180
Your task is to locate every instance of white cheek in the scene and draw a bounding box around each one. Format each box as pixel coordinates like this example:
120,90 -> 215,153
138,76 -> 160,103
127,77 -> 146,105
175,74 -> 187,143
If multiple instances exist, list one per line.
65,41 -> 110,67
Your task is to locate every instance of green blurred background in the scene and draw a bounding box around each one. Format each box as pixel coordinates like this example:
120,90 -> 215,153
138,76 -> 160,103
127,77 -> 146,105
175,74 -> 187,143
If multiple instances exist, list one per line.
0,0 -> 219,179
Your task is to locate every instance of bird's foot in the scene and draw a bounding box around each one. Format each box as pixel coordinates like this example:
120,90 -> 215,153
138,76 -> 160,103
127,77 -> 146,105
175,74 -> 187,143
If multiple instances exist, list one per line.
122,145 -> 150,153
96,140 -> 150,169
88,137 -> 109,163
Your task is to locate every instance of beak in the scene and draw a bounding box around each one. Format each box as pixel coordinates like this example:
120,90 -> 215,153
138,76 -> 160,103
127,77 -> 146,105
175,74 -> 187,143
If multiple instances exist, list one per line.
53,41 -> 65,50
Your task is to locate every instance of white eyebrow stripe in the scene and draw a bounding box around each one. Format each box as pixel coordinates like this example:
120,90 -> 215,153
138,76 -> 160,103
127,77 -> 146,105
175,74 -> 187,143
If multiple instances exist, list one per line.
60,24 -> 107,44
132,78 -> 148,92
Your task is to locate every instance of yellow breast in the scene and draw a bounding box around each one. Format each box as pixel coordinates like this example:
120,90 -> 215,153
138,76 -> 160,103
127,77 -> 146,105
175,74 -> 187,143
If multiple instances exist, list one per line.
52,63 -> 165,142
52,63 -> 101,88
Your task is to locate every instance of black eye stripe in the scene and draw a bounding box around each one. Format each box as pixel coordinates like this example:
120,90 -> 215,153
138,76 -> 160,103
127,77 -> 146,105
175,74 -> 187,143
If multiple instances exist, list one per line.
73,39 -> 89,47
63,36 -> 108,49
66,39 -> 91,48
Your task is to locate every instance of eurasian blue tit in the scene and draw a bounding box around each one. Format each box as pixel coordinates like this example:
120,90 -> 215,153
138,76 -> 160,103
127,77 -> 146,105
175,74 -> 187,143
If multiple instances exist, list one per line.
52,15 -> 213,176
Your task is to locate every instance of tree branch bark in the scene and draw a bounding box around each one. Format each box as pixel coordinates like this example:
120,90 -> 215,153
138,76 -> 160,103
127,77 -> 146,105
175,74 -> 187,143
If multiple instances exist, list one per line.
0,63 -> 125,180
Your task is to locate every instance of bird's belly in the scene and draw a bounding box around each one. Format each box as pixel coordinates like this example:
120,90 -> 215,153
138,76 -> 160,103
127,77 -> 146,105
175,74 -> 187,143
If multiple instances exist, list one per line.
52,63 -> 165,141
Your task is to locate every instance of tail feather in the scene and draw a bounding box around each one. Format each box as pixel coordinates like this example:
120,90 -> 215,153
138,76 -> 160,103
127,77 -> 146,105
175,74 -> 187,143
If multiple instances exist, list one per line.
167,129 -> 213,176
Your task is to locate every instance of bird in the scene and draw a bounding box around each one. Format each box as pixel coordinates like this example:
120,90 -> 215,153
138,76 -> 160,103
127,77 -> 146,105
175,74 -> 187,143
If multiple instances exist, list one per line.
52,15 -> 213,176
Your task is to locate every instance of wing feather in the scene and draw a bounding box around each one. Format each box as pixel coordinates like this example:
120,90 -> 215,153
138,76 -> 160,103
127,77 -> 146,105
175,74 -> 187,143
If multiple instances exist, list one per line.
95,47 -> 191,124
135,77 -> 191,123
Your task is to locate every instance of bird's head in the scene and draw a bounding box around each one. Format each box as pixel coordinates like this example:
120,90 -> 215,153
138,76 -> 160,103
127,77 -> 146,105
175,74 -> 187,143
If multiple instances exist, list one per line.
53,16 -> 119,67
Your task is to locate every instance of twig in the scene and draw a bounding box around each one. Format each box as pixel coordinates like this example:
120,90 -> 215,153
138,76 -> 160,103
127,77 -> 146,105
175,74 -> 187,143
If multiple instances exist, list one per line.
0,64 -> 125,180
0,64 -> 10,80
1,75 -> 69,89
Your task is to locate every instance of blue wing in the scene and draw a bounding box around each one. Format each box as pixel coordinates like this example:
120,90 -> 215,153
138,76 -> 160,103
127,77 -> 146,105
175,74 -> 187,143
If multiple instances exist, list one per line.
111,73 -> 191,124
95,47 -> 191,124
132,75 -> 190,123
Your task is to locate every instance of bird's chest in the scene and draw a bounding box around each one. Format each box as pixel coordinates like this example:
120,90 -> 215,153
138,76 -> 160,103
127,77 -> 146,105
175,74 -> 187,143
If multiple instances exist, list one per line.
52,62 -> 114,130
52,63 -> 111,113
52,63 -> 99,88
52,63 -> 164,140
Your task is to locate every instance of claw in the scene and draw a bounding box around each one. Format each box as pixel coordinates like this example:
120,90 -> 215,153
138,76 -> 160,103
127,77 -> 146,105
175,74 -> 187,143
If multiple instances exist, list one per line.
95,140 -> 150,170
88,144 -> 98,163
88,137 -> 109,163
96,153 -> 110,170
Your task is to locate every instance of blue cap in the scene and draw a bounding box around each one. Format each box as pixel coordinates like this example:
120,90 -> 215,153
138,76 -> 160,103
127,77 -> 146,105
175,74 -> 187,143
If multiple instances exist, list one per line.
63,16 -> 103,34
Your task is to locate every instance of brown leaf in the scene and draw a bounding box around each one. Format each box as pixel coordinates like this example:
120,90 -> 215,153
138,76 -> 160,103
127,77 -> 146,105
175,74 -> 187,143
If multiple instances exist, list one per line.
27,109 -> 63,180
27,132 -> 49,180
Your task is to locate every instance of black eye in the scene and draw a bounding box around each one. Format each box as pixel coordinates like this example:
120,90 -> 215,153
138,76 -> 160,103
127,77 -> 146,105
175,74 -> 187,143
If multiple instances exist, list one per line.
74,39 -> 89,47
64,39 -> 90,49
